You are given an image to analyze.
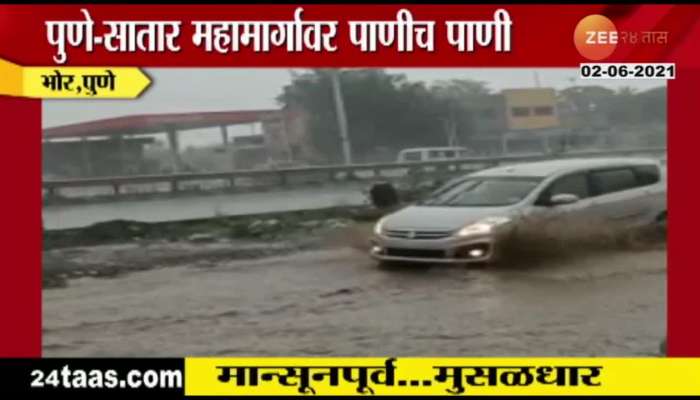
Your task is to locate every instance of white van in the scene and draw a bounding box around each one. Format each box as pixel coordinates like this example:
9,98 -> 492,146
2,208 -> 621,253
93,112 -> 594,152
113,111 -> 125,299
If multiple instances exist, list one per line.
397,147 -> 472,163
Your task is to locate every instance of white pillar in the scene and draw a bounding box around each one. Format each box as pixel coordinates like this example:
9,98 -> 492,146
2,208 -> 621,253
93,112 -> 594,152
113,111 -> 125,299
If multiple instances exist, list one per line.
166,129 -> 184,172
116,135 -> 127,175
220,125 -> 229,146
80,137 -> 93,176
330,70 -> 352,165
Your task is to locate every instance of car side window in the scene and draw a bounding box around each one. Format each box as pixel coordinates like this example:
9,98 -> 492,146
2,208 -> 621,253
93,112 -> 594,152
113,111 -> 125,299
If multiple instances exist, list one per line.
536,173 -> 590,205
589,168 -> 638,195
402,151 -> 422,162
633,165 -> 660,186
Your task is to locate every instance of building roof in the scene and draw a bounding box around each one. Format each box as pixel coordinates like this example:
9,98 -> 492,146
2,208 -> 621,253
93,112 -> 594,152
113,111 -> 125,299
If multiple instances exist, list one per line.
43,109 -> 284,139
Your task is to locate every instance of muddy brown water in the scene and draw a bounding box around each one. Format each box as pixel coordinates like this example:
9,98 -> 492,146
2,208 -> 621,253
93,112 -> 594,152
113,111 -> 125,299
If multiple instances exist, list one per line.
43,239 -> 665,357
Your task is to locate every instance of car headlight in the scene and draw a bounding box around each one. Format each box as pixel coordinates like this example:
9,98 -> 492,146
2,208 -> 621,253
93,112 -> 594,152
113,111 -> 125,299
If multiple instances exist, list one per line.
456,217 -> 511,237
374,217 -> 386,235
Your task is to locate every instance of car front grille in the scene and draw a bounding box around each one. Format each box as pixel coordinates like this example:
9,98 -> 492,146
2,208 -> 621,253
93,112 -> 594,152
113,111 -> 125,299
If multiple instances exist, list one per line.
385,248 -> 446,259
384,229 -> 453,240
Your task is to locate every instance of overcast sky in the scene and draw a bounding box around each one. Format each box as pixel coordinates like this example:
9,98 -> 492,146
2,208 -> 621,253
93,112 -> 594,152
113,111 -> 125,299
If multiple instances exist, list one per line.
43,68 -> 666,147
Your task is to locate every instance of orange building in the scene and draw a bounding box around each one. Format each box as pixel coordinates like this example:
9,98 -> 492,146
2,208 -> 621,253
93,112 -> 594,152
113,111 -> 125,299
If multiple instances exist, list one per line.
502,88 -> 560,131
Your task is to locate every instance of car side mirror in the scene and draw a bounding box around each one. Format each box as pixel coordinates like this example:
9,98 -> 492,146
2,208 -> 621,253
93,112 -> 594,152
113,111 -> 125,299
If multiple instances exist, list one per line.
549,193 -> 580,206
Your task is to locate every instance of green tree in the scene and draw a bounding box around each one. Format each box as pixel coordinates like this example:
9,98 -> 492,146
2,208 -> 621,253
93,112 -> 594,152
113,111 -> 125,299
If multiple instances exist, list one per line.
430,79 -> 492,145
277,70 -> 492,163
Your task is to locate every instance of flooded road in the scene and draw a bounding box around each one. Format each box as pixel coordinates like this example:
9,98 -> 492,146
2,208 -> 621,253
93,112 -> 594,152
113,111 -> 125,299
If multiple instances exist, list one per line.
43,245 -> 665,357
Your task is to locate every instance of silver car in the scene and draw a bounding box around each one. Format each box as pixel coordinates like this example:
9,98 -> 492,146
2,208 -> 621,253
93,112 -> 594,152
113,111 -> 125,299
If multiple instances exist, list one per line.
370,157 -> 666,265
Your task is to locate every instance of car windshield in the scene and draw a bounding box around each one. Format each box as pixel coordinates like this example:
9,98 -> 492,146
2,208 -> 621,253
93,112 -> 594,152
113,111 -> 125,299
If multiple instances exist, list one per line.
420,176 -> 543,207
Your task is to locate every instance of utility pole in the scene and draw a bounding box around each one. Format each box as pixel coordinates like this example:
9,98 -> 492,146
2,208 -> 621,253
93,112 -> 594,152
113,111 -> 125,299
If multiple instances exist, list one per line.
330,69 -> 352,165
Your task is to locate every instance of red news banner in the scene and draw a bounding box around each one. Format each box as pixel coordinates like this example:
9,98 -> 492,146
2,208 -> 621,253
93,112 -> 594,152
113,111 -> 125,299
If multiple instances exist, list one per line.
0,4 -> 697,67
0,3 -> 698,358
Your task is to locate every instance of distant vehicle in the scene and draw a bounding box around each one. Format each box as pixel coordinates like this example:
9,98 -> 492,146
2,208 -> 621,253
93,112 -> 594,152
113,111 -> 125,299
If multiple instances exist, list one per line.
370,157 -> 667,265
396,147 -> 473,163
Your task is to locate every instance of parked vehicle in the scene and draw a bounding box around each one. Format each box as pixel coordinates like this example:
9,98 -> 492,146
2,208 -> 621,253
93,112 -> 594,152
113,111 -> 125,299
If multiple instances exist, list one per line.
396,147 -> 473,163
370,157 -> 666,265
